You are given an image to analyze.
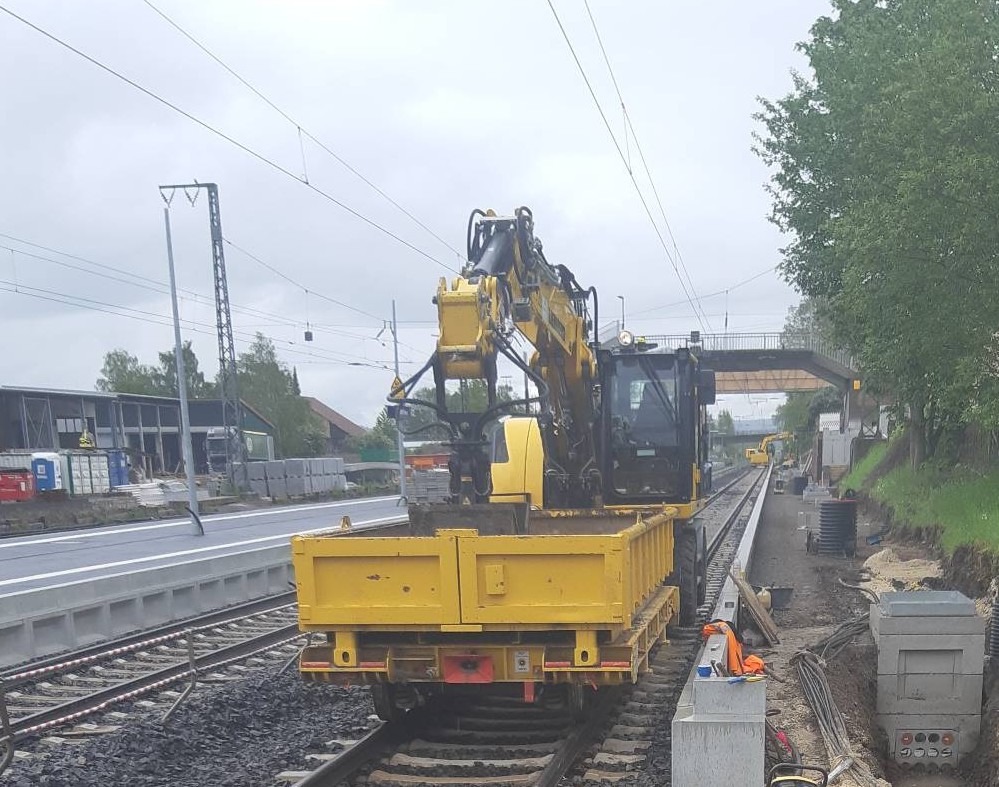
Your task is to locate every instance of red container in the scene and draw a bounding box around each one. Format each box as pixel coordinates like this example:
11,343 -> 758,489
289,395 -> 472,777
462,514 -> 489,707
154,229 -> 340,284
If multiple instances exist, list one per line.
0,471 -> 35,502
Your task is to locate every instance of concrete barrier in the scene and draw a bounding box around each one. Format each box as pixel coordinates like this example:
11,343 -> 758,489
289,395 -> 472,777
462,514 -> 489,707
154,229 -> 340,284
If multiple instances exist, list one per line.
0,514 -> 407,668
0,545 -> 294,668
672,465 -> 772,787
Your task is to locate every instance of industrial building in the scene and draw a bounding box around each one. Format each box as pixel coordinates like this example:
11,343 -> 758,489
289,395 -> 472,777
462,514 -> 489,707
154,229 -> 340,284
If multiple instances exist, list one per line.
0,386 -> 274,478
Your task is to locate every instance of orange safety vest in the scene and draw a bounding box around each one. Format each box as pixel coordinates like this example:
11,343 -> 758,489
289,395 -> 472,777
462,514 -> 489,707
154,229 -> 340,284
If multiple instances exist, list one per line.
702,620 -> 766,677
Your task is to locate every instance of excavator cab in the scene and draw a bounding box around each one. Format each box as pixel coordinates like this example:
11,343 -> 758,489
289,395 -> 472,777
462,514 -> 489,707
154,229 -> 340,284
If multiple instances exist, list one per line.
598,336 -> 715,516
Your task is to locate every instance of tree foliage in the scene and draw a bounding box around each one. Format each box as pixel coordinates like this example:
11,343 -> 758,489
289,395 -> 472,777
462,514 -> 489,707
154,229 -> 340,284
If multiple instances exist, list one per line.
400,380 -> 516,440
97,341 -> 214,398
715,409 -> 735,435
756,0 -> 999,466
352,408 -> 399,453
235,334 -> 325,458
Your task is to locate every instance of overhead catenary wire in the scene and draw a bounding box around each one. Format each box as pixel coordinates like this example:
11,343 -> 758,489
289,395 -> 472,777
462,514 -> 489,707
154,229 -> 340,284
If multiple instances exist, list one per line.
2,231 -> 434,360
0,4 -> 459,276
581,0 -> 711,330
140,0 -> 464,264
630,264 -> 780,317
0,278 -> 406,370
0,235 -> 376,341
545,0 -> 710,332
221,239 -> 384,323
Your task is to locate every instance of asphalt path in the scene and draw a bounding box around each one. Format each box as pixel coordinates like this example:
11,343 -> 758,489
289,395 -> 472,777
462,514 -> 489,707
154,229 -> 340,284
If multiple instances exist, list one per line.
0,496 -> 405,595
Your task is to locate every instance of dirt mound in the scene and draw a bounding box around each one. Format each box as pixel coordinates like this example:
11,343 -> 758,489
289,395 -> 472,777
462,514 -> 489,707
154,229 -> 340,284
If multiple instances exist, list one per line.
860,547 -> 942,596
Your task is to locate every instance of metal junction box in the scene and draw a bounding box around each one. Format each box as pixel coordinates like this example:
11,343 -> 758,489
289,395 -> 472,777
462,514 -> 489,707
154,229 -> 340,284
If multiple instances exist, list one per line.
871,591 -> 985,767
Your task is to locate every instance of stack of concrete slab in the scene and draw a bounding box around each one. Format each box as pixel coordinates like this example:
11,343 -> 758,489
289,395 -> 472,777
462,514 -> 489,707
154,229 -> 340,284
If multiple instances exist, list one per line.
245,457 -> 347,499
872,590 -> 985,767
411,470 -> 450,502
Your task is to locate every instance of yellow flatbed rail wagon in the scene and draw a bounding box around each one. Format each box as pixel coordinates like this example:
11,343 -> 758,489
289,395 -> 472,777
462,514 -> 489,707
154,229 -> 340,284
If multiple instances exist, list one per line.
293,505 -> 678,701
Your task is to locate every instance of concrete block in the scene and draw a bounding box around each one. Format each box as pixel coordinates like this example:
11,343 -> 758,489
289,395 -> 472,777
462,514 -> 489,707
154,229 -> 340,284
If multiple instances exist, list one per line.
872,604 -> 986,637
875,634 -> 986,676
284,458 -> 306,477
333,475 -> 347,492
265,460 -> 286,480
876,673 -> 983,716
690,677 -> 767,714
286,476 -> 306,497
247,461 -> 267,481
880,591 -> 977,618
303,475 -> 314,496
268,477 -> 288,499
249,479 -> 268,498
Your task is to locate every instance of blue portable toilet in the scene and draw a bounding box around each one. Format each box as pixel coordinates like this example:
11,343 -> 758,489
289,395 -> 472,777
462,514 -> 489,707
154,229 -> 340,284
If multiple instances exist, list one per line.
107,449 -> 129,488
31,452 -> 64,492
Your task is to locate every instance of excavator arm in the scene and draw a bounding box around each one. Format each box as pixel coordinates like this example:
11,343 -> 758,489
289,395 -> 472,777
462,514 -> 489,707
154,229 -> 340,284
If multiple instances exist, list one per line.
393,207 -> 599,505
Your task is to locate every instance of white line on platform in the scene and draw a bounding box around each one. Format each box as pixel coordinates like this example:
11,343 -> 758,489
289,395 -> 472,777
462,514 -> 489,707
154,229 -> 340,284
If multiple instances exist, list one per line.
0,496 -> 400,550
0,514 -> 406,590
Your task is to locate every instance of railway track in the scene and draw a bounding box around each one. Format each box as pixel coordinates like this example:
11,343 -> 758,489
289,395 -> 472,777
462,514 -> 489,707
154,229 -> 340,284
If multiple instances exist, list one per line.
279,468 -> 767,787
0,593 -> 307,776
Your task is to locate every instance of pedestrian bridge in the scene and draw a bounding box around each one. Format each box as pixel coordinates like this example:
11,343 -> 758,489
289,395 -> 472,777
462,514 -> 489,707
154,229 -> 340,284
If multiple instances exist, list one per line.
620,332 -> 857,394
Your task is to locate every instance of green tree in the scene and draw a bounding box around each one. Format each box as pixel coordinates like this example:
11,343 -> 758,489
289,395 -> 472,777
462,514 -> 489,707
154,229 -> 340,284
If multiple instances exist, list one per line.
235,334 -> 324,458
97,343 -> 214,398
156,341 -> 213,398
400,380 -> 515,439
716,409 -> 735,435
353,409 -> 399,452
96,349 -> 161,395
755,0 -> 999,466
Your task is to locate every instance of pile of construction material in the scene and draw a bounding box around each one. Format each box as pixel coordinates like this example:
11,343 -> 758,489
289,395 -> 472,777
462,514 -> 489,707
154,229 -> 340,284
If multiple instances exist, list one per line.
410,470 -> 450,503
245,458 -> 347,500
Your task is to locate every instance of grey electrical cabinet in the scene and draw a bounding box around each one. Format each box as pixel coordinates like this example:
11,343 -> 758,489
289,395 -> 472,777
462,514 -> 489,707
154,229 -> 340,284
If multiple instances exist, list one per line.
871,591 -> 985,767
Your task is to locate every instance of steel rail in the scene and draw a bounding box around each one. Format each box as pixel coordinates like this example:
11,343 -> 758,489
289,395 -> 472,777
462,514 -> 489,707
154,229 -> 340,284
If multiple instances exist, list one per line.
3,623 -> 303,744
1,591 -> 298,687
290,723 -> 395,787
2,516 -> 408,687
706,467 -> 765,564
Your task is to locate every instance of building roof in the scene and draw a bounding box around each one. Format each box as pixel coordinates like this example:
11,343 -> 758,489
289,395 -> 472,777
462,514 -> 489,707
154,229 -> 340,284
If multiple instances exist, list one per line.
0,386 -> 275,431
0,385 -> 118,399
304,397 -> 365,437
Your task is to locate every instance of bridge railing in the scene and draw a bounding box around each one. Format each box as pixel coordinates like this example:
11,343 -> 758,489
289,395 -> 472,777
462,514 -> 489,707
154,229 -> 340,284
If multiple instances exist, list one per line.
602,330 -> 855,371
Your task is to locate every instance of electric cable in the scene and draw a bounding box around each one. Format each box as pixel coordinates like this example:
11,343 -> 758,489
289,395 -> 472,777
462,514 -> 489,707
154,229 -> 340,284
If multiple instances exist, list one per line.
0,279 -> 402,369
0,4 -> 459,275
221,239 -> 384,322
582,0 -> 711,330
0,232 -> 380,339
545,0 -> 710,332
630,264 -> 779,318
140,0 -> 463,264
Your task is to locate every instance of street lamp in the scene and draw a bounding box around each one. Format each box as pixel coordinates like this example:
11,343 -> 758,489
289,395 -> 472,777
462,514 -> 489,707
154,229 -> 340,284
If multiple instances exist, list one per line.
617,295 -> 625,331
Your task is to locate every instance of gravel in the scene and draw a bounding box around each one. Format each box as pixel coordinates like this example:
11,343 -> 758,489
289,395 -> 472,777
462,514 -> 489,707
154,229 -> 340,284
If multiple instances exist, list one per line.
4,668 -> 375,787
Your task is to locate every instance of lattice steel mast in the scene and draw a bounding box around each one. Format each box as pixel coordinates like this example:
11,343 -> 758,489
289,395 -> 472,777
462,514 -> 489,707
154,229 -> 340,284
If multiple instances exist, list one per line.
159,182 -> 246,489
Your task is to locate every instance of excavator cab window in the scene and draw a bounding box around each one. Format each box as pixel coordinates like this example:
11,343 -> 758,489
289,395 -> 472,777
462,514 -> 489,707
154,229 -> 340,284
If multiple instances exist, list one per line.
606,355 -> 684,498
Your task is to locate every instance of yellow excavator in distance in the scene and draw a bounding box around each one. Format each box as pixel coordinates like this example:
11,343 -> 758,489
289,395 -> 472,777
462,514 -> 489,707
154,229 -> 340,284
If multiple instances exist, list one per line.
745,431 -> 792,466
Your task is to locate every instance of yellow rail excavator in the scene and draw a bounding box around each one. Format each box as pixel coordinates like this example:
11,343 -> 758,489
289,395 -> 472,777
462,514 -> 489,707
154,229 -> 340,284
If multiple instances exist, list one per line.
293,207 -> 718,720
396,207 -> 715,516
745,431 -> 792,466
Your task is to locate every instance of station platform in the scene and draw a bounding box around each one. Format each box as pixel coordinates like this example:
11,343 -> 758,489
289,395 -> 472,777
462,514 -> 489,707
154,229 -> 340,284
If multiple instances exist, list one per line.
0,495 -> 405,667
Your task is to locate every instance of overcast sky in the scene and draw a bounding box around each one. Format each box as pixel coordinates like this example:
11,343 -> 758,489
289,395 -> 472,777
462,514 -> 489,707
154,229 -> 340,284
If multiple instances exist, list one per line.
0,0 -> 829,425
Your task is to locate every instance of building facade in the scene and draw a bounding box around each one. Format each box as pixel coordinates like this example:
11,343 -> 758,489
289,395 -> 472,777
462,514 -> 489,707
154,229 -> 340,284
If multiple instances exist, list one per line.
0,386 -> 272,477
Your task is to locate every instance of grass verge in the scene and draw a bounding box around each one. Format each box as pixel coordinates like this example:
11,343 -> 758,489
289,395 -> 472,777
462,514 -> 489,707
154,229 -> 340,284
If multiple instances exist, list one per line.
871,464 -> 999,553
838,442 -> 887,491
